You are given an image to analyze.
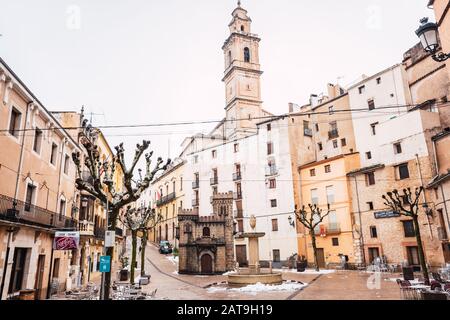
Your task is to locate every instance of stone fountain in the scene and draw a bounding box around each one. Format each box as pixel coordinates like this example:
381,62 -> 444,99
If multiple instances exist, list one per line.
227,215 -> 283,287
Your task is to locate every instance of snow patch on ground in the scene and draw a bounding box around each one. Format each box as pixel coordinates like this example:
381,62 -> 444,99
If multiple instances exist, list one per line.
222,271 -> 237,276
207,281 -> 307,295
172,271 -> 179,275
386,278 -> 422,284
274,268 -> 336,275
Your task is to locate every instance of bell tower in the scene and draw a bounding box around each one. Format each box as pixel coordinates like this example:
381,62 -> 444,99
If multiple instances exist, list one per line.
222,1 -> 264,140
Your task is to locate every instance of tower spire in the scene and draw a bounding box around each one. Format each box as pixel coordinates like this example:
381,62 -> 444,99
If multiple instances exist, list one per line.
237,0 -> 241,7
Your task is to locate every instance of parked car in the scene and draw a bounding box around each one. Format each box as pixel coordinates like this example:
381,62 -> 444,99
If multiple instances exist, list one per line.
159,241 -> 173,254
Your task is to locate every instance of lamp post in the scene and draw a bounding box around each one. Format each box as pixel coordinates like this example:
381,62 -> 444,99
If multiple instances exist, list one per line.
415,17 -> 450,62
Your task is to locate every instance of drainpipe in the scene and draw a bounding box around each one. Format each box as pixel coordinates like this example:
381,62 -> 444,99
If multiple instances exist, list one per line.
13,102 -> 32,200
415,154 -> 433,239
353,175 -> 366,266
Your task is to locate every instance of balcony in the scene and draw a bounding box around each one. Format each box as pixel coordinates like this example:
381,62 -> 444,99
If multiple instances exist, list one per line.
233,192 -> 243,201
78,220 -> 94,236
437,226 -> 448,241
265,165 -> 278,176
192,198 -> 199,207
0,194 -> 77,230
304,128 -> 313,137
156,192 -> 176,207
232,172 -> 242,181
328,129 -> 339,139
210,177 -> 218,186
314,223 -> 341,236
192,180 -> 200,189
234,209 -> 244,218
115,227 -> 124,237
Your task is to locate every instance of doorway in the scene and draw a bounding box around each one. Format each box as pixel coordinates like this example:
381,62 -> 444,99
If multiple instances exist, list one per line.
235,245 -> 247,267
200,254 -> 213,274
34,255 -> 46,300
368,247 -> 380,264
316,248 -> 326,268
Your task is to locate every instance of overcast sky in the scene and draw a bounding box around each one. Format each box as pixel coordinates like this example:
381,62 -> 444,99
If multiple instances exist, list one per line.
0,0 -> 432,164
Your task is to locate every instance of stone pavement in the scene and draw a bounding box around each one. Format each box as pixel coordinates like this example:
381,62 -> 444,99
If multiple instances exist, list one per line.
139,242 -> 402,300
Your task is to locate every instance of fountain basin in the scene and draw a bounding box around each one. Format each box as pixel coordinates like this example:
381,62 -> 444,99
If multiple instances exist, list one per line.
227,272 -> 283,287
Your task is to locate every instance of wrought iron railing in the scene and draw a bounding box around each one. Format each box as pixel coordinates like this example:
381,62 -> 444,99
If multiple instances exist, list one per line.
328,129 -> 339,139
232,172 -> 242,181
0,194 -> 77,230
192,180 -> 200,189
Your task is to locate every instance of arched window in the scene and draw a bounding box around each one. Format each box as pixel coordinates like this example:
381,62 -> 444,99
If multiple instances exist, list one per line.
241,25 -> 245,32
203,227 -> 211,237
244,47 -> 250,62
228,51 -> 232,65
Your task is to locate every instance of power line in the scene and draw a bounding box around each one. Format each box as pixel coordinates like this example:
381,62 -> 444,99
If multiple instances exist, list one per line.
0,102 -> 447,134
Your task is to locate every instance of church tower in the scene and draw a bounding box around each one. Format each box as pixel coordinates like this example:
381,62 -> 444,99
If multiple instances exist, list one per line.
222,1 -> 264,140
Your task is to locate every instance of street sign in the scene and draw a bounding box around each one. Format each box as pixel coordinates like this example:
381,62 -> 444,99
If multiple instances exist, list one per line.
99,256 -> 111,273
374,211 -> 401,219
105,230 -> 115,247
53,232 -> 80,250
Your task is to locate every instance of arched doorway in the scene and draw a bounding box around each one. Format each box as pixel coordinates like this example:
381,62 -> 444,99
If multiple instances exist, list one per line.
200,254 -> 213,274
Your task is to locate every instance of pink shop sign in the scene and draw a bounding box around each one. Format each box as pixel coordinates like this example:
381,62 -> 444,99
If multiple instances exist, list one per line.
53,232 -> 80,250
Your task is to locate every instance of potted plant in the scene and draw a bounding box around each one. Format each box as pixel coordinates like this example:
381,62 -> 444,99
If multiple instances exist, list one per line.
119,256 -> 130,281
297,256 -> 307,272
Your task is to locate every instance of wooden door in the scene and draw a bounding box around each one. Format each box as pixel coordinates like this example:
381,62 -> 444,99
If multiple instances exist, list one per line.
368,247 -> 380,264
34,255 -> 45,300
316,248 -> 326,268
200,254 -> 213,274
236,245 -> 247,267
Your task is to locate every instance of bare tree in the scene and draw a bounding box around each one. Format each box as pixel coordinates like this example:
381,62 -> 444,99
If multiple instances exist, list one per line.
139,211 -> 161,278
120,206 -> 161,284
72,122 -> 170,298
382,187 -> 430,285
294,204 -> 331,271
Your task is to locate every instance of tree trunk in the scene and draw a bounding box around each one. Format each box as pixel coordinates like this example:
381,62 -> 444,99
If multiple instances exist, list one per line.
130,230 -> 138,284
140,230 -> 147,277
413,215 -> 430,285
103,211 -> 118,300
310,232 -> 320,271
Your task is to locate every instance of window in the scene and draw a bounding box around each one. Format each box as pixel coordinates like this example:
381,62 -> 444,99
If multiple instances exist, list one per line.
403,220 -> 415,238
267,142 -> 273,155
332,238 -> 339,246
271,219 -> 278,231
267,124 -> 271,131
333,140 -> 338,148
270,199 -> 277,208
311,189 -> 318,205
212,150 -> 217,158
329,106 -> 334,115
370,226 -> 378,238
326,186 -> 335,204
180,177 -> 183,191
8,248 -> 28,293
185,224 -> 192,234
269,179 -> 276,189
310,169 -> 316,177
203,227 -> 211,237
315,123 -> 319,132
59,199 -> 66,217
9,107 -> 22,138
341,138 -> 347,147
25,183 -> 36,211
33,128 -> 43,154
366,151 -> 372,160
368,99 -> 375,110
244,47 -> 250,62
366,172 -> 375,186
193,155 -> 199,164
407,246 -> 420,265
237,220 -> 244,232
324,165 -> 331,173
376,77 -> 381,85
397,163 -> 410,180
234,143 -> 239,153
64,155 -> 70,174
318,143 -> 323,151
358,85 -> 365,94
303,120 -> 310,129
241,25 -> 245,32
394,142 -> 402,154
370,123 -> 378,135
367,202 -> 374,210
272,249 -> 280,262
228,51 -> 232,65
50,143 -> 58,165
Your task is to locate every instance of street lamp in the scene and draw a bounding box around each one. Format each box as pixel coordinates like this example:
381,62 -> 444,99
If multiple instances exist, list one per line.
288,215 -> 295,228
415,17 -> 449,62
